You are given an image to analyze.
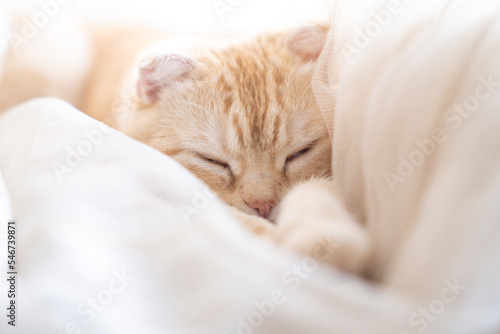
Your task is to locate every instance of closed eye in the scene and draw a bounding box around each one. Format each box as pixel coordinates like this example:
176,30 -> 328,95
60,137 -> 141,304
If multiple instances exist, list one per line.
201,155 -> 234,178
198,154 -> 230,170
286,146 -> 312,163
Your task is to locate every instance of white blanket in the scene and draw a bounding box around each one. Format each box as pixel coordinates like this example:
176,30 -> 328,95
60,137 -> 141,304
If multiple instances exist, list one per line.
0,99 -> 410,334
1,0 -> 500,333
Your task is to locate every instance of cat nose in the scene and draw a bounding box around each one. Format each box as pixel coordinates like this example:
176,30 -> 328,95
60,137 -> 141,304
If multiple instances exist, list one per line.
248,200 -> 276,219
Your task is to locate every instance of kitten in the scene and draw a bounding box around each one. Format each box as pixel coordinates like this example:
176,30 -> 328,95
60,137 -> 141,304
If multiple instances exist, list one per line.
84,24 -> 333,222
82,24 -> 369,272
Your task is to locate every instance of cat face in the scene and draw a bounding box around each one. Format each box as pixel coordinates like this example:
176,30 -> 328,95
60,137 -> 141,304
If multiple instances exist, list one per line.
118,25 -> 331,220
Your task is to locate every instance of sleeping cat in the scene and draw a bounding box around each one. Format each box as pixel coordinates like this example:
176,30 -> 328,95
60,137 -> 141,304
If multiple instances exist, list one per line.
81,23 -> 369,273
84,24 -> 332,220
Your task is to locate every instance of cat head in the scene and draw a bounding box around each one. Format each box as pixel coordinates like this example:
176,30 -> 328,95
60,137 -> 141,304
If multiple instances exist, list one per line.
118,25 -> 331,221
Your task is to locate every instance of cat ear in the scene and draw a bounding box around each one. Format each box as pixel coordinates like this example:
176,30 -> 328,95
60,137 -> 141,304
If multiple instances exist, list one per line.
136,53 -> 196,104
286,25 -> 328,62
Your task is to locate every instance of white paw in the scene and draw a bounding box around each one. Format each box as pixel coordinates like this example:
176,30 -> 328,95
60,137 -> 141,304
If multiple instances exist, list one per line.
276,179 -> 369,274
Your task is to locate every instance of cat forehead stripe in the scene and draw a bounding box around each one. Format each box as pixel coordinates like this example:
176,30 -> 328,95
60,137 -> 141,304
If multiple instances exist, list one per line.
213,44 -> 291,149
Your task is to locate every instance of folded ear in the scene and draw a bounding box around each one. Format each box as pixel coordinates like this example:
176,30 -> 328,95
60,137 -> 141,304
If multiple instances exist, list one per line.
136,53 -> 196,104
286,25 -> 328,62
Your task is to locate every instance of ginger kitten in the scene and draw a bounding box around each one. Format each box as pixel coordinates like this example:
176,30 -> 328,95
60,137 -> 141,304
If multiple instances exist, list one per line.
85,25 -> 332,222
106,27 -> 368,273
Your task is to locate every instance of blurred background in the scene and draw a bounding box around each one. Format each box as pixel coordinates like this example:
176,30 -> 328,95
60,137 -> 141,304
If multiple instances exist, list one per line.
8,0 -> 332,34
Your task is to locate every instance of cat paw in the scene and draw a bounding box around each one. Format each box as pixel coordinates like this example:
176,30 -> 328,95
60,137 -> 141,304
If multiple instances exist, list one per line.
276,179 -> 369,274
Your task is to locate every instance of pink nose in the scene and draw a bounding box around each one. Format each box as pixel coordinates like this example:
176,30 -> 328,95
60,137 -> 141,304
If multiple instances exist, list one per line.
248,200 -> 276,219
